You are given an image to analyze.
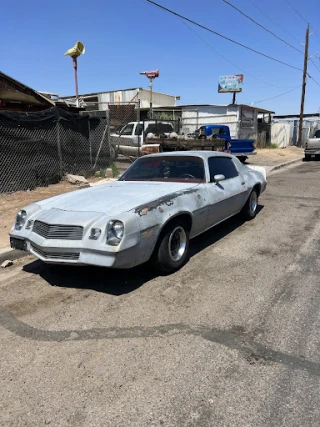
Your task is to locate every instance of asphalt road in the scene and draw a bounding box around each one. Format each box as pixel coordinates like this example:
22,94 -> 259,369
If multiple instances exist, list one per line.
1,160 -> 320,427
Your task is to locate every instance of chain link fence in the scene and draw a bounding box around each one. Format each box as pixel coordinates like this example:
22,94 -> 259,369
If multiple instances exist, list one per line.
0,107 -> 111,193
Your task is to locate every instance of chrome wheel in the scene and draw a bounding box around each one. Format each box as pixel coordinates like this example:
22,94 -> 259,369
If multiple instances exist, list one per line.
250,191 -> 258,214
168,226 -> 187,262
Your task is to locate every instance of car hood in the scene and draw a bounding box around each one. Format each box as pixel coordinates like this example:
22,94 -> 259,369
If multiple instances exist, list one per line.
35,181 -> 200,216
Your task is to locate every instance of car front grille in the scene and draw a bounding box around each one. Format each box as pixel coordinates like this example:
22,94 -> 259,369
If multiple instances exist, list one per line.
33,221 -> 83,240
31,243 -> 80,261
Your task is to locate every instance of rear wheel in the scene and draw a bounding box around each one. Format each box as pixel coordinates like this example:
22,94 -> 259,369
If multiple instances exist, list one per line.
241,189 -> 258,220
305,154 -> 311,161
152,221 -> 190,273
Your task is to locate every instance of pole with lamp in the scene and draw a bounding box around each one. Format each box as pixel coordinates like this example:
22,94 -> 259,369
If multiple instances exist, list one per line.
139,69 -> 159,119
65,41 -> 86,107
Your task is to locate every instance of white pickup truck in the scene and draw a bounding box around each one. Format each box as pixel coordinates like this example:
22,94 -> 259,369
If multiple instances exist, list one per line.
305,129 -> 320,161
110,121 -> 174,159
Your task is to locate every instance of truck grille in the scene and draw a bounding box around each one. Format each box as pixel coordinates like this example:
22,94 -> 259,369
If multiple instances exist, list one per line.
31,243 -> 80,261
33,221 -> 83,240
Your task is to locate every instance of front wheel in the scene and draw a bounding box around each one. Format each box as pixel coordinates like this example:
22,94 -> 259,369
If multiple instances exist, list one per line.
241,189 -> 259,220
238,156 -> 248,163
152,221 -> 190,273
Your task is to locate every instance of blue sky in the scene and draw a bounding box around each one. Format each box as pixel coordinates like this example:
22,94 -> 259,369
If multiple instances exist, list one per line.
1,0 -> 320,114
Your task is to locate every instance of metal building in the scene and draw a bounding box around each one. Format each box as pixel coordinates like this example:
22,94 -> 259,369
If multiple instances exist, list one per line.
60,88 -> 179,111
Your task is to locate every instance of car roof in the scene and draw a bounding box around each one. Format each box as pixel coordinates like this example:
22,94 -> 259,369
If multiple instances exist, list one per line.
142,151 -> 234,161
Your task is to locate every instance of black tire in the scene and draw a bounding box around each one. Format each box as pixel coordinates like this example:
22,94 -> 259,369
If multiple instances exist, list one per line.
238,156 -> 248,163
110,145 -> 118,161
152,221 -> 190,273
304,154 -> 311,161
241,189 -> 259,220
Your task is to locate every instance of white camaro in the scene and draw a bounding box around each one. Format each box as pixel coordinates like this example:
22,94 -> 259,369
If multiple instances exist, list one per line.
10,152 -> 266,273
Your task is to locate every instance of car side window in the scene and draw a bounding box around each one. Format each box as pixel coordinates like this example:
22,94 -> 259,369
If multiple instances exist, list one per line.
135,123 -> 144,136
121,124 -> 134,135
208,157 -> 239,181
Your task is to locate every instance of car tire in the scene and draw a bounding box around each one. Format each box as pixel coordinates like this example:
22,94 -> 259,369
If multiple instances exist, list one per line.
304,154 -> 311,161
238,156 -> 248,163
241,189 -> 259,220
152,221 -> 190,273
110,145 -> 118,161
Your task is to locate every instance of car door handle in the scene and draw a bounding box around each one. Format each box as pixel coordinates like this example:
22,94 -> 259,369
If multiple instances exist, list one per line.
241,181 -> 245,185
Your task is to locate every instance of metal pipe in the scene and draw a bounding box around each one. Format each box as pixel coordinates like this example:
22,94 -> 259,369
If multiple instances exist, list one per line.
72,56 -> 79,107
149,78 -> 153,119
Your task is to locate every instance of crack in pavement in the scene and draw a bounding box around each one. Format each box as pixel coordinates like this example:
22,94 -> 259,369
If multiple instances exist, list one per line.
1,307 -> 319,377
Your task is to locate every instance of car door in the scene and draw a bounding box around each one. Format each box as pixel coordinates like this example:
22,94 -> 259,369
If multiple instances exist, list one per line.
205,156 -> 247,227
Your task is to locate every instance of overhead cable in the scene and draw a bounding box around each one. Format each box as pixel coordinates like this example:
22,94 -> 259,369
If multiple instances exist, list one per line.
144,0 -> 303,72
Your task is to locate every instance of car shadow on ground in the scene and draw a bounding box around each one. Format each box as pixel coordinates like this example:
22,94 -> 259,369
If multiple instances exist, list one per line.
23,206 -> 263,296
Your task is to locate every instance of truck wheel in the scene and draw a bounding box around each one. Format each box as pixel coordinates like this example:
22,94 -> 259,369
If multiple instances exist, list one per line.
238,156 -> 248,163
304,154 -> 311,161
110,145 -> 118,161
241,189 -> 258,220
152,221 -> 190,274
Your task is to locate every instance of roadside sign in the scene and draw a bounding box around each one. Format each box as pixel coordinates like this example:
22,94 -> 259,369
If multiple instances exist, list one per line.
218,75 -> 244,93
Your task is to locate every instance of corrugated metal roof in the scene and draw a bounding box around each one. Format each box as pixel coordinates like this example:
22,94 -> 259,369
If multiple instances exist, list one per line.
60,88 -> 178,99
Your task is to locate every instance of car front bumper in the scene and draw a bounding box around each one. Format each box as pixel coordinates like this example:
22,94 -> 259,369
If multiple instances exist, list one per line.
10,236 -> 139,269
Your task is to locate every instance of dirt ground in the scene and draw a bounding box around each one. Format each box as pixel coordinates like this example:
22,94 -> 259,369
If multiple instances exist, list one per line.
0,146 -> 304,249
248,146 -> 303,166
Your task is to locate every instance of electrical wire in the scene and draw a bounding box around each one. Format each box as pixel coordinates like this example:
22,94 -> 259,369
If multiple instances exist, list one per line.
180,18 -> 295,89
222,0 -> 303,54
143,0 -> 303,72
247,0 -> 302,44
310,76 -> 320,88
253,85 -> 301,104
310,58 -> 320,74
285,0 -> 320,41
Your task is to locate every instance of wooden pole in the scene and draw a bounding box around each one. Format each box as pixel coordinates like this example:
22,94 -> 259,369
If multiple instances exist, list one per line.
298,24 -> 309,147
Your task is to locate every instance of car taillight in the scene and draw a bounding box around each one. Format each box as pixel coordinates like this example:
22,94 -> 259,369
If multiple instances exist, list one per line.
305,142 -> 308,148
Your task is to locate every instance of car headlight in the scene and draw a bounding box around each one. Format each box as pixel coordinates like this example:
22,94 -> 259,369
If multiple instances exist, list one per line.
107,221 -> 124,246
14,210 -> 27,230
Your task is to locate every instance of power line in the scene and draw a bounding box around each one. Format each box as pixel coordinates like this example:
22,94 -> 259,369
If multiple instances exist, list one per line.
310,58 -> 320,75
180,18 -> 295,89
247,0 -> 302,44
143,0 -> 303,72
253,85 -> 301,104
285,0 -> 320,41
310,76 -> 320,89
285,0 -> 309,24
222,0 -> 303,54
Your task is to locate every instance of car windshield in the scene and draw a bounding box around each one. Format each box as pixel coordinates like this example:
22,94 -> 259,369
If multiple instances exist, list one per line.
119,156 -> 205,183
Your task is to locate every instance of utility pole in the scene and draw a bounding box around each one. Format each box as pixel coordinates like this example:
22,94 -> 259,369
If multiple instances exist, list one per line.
298,24 -> 309,147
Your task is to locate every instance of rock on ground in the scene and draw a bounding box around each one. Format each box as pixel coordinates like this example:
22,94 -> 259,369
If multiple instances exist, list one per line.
1,260 -> 13,268
65,174 -> 89,187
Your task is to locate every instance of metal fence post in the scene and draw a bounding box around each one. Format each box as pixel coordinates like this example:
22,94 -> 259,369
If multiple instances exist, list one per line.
56,118 -> 63,177
137,99 -> 141,157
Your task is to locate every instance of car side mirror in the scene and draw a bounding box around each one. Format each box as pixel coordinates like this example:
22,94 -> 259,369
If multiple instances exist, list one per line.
116,130 -> 120,135
212,174 -> 225,183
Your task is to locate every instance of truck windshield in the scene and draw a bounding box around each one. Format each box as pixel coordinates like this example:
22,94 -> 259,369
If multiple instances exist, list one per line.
119,156 -> 205,183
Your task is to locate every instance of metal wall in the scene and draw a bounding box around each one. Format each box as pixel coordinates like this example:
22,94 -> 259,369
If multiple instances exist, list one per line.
180,105 -> 240,137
